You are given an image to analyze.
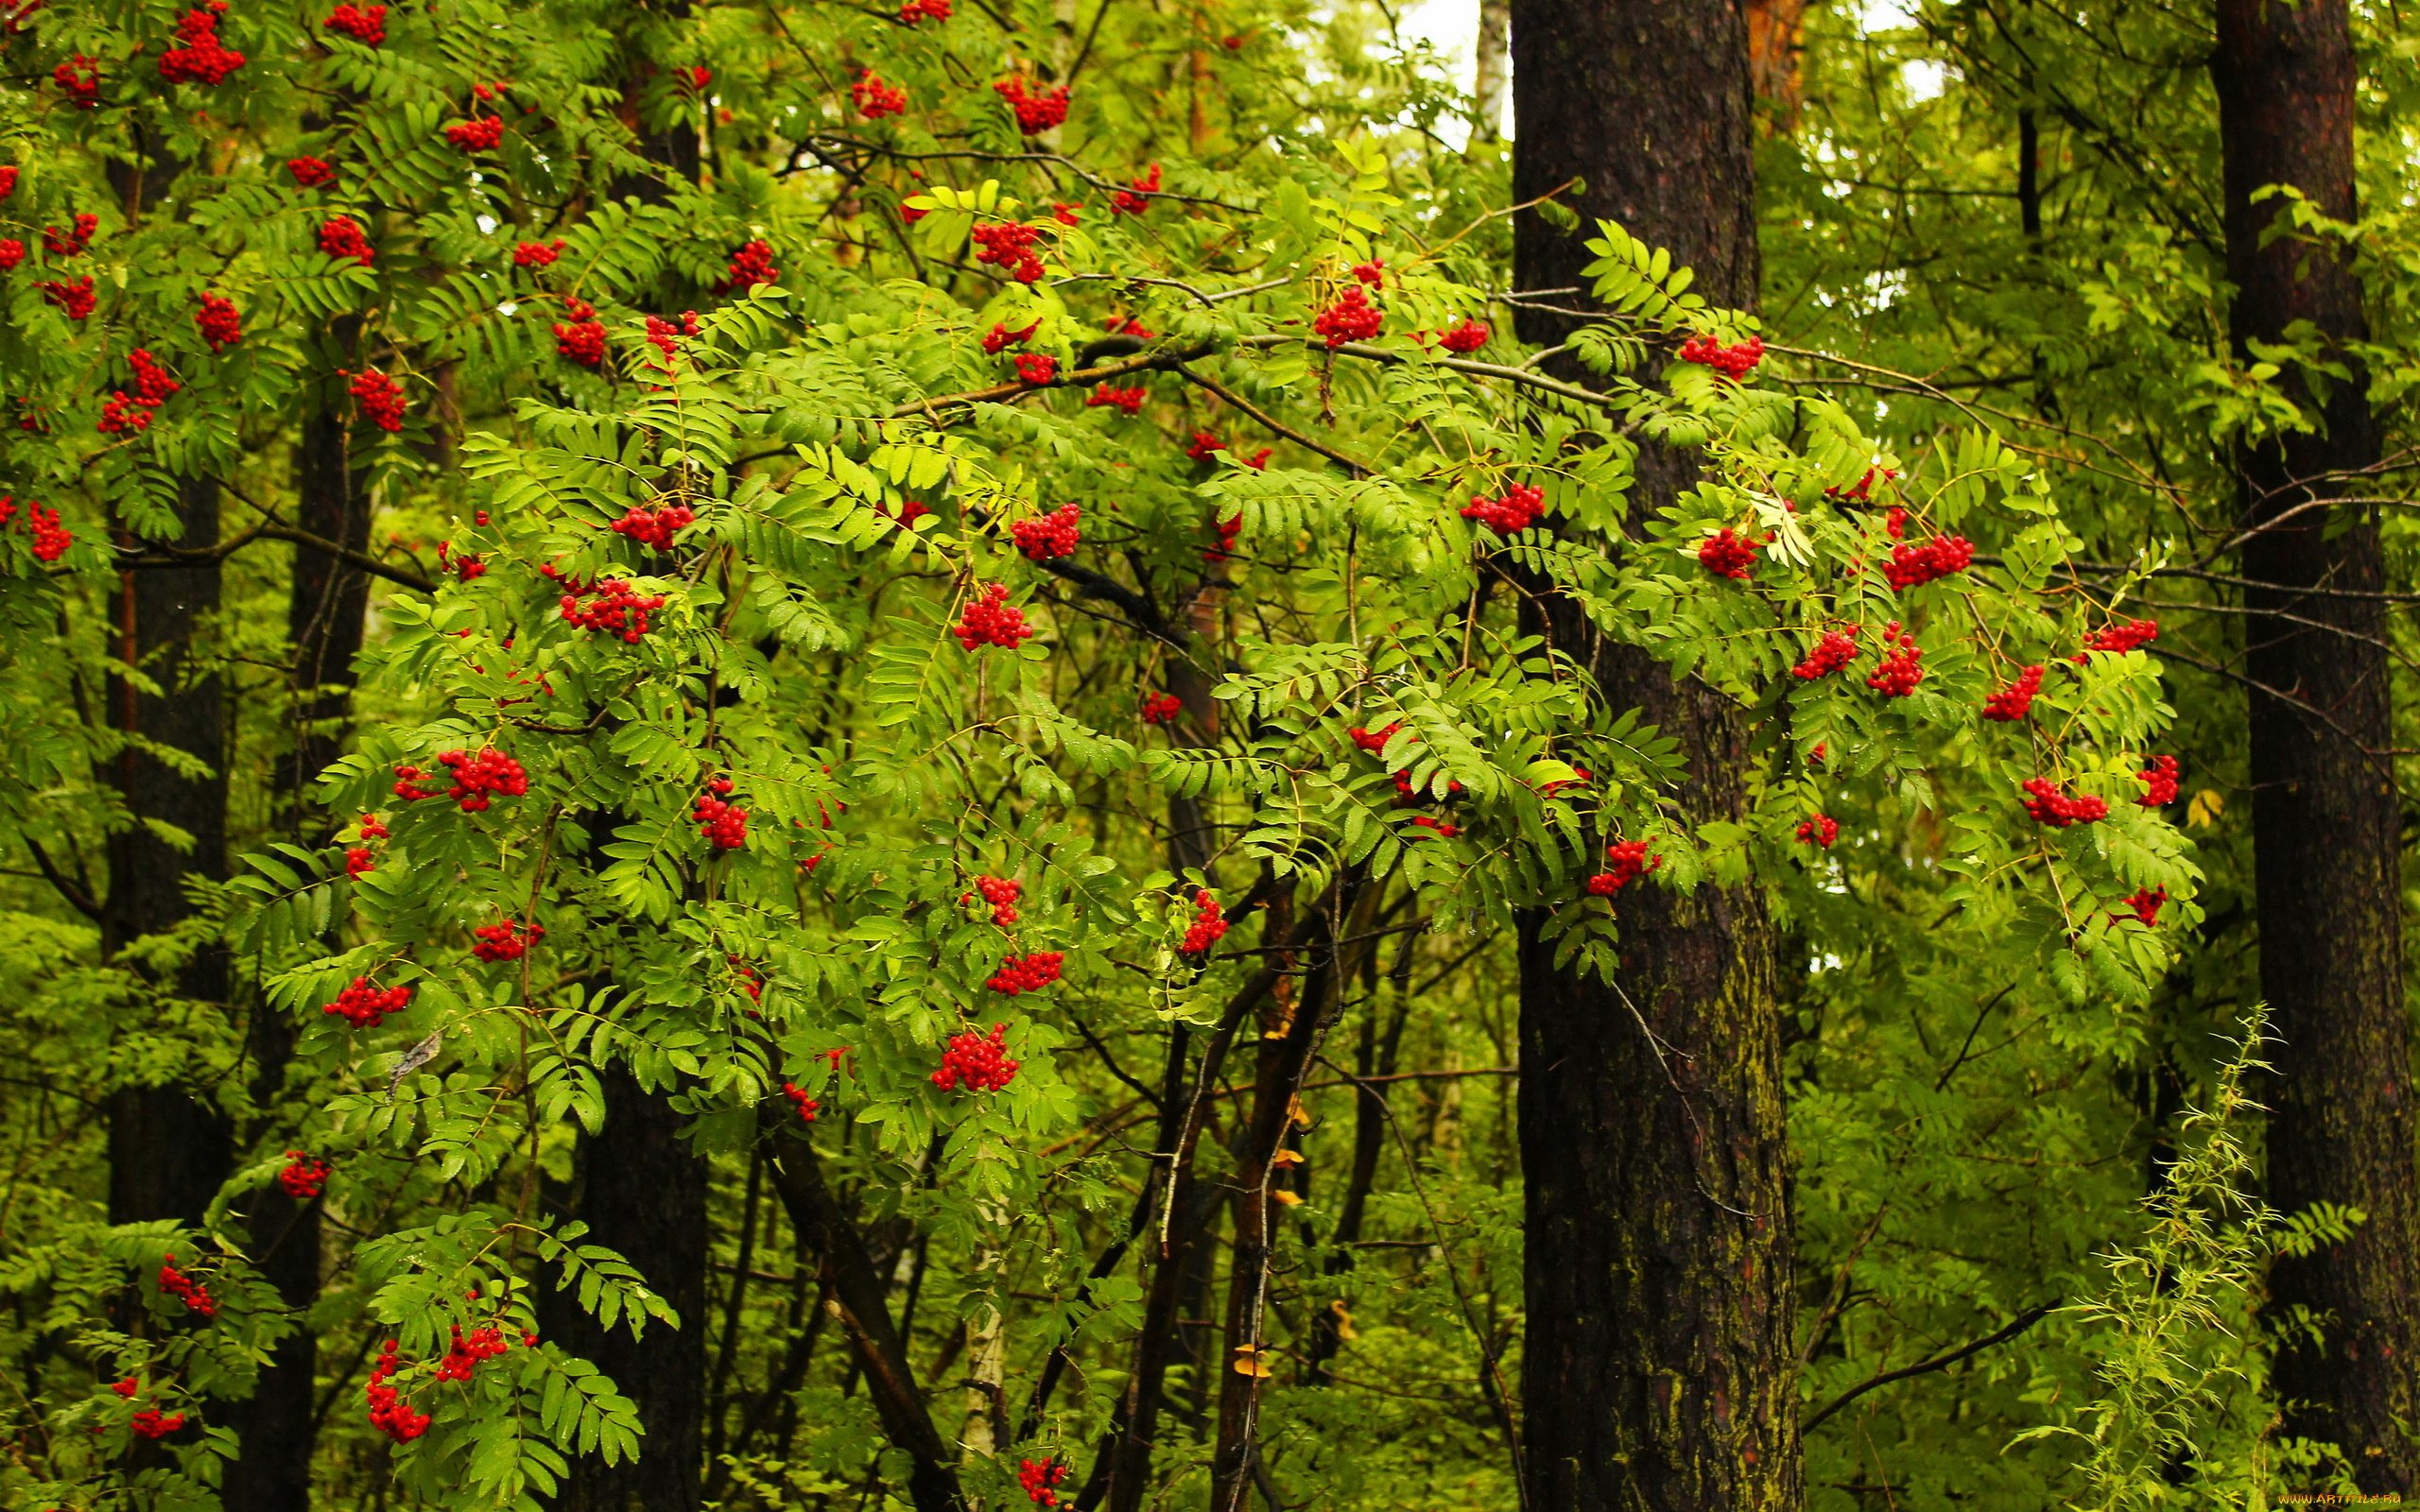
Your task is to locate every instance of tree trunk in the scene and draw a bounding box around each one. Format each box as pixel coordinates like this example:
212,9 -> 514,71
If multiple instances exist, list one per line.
2212,2 -> 2420,1489
1510,1 -> 1799,1508
1472,0 -> 1511,143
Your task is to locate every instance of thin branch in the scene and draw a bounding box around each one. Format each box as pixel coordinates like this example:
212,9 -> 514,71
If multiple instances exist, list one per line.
1171,361 -> 1374,474
1802,1302 -> 2058,1433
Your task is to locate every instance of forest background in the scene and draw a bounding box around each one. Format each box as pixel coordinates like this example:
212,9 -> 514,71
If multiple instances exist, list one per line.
0,0 -> 2411,1506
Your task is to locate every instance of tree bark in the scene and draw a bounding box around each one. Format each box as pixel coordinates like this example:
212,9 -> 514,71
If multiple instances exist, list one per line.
1510,1 -> 1799,1508
2212,1 -> 2420,1489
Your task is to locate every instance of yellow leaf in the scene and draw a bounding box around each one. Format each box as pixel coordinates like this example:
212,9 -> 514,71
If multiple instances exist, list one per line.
1232,1345 -> 1275,1379
2187,788 -> 2224,829
1327,1300 -> 1357,1340
1270,1148 -> 1304,1167
1271,1190 -> 1303,1207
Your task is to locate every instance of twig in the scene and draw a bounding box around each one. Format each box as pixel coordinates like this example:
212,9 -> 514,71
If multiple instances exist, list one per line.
1802,1302 -> 2058,1433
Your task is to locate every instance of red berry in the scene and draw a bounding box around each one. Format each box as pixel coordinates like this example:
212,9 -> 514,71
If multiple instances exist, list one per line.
954,583 -> 1033,651
1697,527 -> 1758,580
1109,163 -> 1161,215
2137,753 -> 2179,807
1313,285 -> 1382,347
1677,333 -> 1763,379
322,3 -> 385,43
1794,814 -> 1839,849
933,1022 -> 1020,1091
287,156 -> 337,187
158,4 -> 245,86
2019,779 -> 2108,828
1790,628 -> 1858,679
1461,483 -> 1544,536
853,68 -> 908,118
994,77 -> 1069,135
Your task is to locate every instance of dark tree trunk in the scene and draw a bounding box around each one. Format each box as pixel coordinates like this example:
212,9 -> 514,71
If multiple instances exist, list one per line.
1510,1 -> 1799,1508
2213,1 -> 2420,1488
104,476 -> 233,1228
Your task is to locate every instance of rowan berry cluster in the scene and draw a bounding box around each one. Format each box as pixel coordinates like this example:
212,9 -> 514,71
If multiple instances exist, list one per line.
159,1255 -> 216,1317
0,167 -> 13,200
718,239 -> 779,292
1088,386 -> 1145,414
1012,504 -> 1081,559
644,311 -> 700,365
1981,664 -> 2043,721
39,277 -> 95,320
973,221 -> 1046,284
1178,889 -> 1227,955
0,496 -> 72,561
1411,814 -> 1462,837
1437,318 -> 1490,353
1824,467 -> 1896,504
1865,621 -> 1924,696
54,56 -> 98,106
552,297 -> 606,366
43,214 -> 95,259
323,976 -> 412,1028
1677,333 -> 1764,378
98,348 -> 181,434
2137,754 -> 2178,807
782,1082 -> 820,1122
933,1023 -> 1020,1091
349,369 -> 405,429
366,1342 -> 431,1442
0,241 -> 19,270
973,875 -> 1022,925
1461,483 -> 1544,536
854,69 -> 908,117
1698,527 -> 1759,579
1019,1458 -> 1069,1507
987,953 -> 1063,996
1795,814 -> 1839,848
159,3 -> 245,85
360,813 -> 390,840
900,0 -> 949,20
1392,768 -> 1463,804
2076,617 -> 2157,659
1586,839 -> 1660,896
514,238 -> 563,267
1314,285 -> 1382,347
2118,886 -> 2167,927
1107,315 -> 1151,337
1202,513 -> 1242,562
694,782 -> 748,850
279,1151 -> 331,1199
994,77 -> 1069,134
1014,352 -> 1058,385
1351,260 -> 1385,287
2020,779 -> 2108,828
395,747 -> 528,810
610,503 -> 695,552
346,847 -> 375,877
878,499 -> 933,529
561,579 -> 671,642
444,115 -> 504,152
731,955 -> 764,1004
954,583 -> 1032,650
472,918 -> 542,962
1140,692 -> 1182,725
124,1379 -> 184,1438
984,320 -> 1040,354
1110,163 -> 1162,215
195,293 -> 241,351
434,1325 -> 510,1382
1349,722 -> 1401,755
323,2 -> 384,42
1882,533 -> 1974,591
1791,628 -> 1858,679
1884,507 -> 1909,538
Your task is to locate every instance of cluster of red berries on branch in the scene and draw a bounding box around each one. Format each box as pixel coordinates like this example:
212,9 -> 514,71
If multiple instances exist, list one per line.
1107,315 -> 1151,337
514,238 -> 563,267
1050,202 -> 1081,226
973,875 -> 1022,925
347,847 -> 375,877
159,1255 -> 216,1317
987,953 -> 1063,996
1824,467 -> 1897,504
2118,886 -> 2167,927
554,298 -> 606,366
730,954 -> 764,1005
899,0 -> 950,21
39,277 -> 95,320
444,114 -> 504,152
1677,333 -> 1764,378
1392,767 -> 1462,804
2020,779 -> 2108,828
718,239 -> 779,293
782,1082 -> 820,1122
115,1378 -> 186,1438
645,310 -> 700,363
1087,386 -> 1145,414
1866,622 -> 1924,697
366,1342 -> 431,1442
985,320 -> 1041,354
1795,814 -> 1840,849
1014,352 -> 1058,385
994,77 -> 1069,134
54,55 -> 99,107
395,747 -> 528,811
955,583 -> 1033,650
0,497 -> 73,562
562,579 -> 671,642
1202,511 -> 1242,562
1110,163 -> 1162,215
472,918 -> 542,963
323,2 -> 384,43
1981,664 -> 2043,721
1461,483 -> 1544,536
877,499 -> 933,530
610,503 -> 695,552
2137,754 -> 2178,807
434,1324 -> 511,1382
0,241 -> 20,271
323,976 -> 412,1027
973,221 -> 1047,284
0,166 -> 13,200
854,68 -> 908,117
1349,721 -> 1403,756
1436,318 -> 1490,353
1011,504 -> 1081,560
1351,260 -> 1385,287
695,781 -> 748,850
1178,889 -> 1227,955
195,292 -> 241,351
279,1151 -> 331,1198
1019,1458 -> 1069,1507
2076,617 -> 2157,660
159,3 -> 245,85
1882,532 -> 1974,592
1314,285 -> 1383,347
43,214 -> 96,260
288,156 -> 337,187
1587,839 -> 1661,896
1791,628 -> 1858,679
98,348 -> 181,435
933,1023 -> 1020,1091
1185,433 -> 1269,469
347,368 -> 406,430
1140,692 -> 1182,725
1698,527 -> 1759,580
1411,814 -> 1462,837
